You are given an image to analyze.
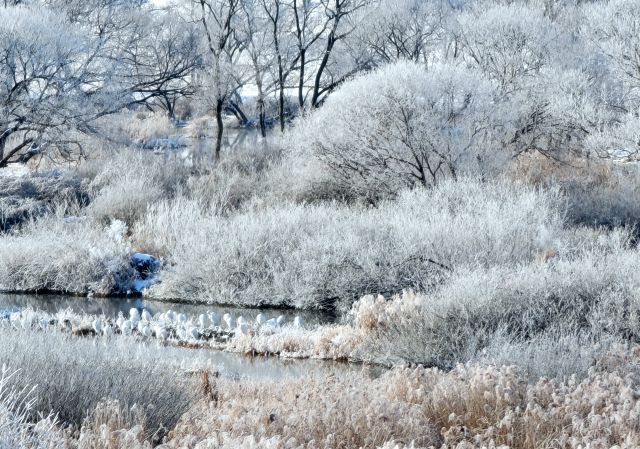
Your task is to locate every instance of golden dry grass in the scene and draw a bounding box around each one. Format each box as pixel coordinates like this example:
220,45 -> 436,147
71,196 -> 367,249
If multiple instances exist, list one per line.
39,344 -> 640,449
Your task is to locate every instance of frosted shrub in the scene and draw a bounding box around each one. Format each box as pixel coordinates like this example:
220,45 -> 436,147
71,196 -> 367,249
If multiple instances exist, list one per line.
139,178 -> 577,310
287,61 -> 500,199
0,216 -> 132,295
85,150 -> 191,225
0,172 -> 88,232
562,164 -> 640,229
89,177 -> 164,225
354,244 -> 640,369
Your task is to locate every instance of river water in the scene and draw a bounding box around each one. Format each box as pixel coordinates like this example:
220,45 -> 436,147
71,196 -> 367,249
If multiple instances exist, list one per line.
0,292 -> 380,381
0,292 -> 336,326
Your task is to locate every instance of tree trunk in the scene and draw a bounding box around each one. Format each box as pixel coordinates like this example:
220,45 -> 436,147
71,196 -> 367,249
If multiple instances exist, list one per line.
312,29 -> 337,108
0,131 -> 8,168
298,49 -> 306,111
214,101 -> 224,161
274,31 -> 286,132
257,97 -> 267,138
255,75 -> 267,138
278,84 -> 285,132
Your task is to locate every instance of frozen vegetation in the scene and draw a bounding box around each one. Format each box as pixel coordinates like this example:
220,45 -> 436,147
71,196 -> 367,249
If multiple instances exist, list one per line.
3,0 -> 640,446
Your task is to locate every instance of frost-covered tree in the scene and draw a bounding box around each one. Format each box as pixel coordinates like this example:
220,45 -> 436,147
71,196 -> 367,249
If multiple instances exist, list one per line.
356,0 -> 446,65
455,3 -> 594,162
195,0 -> 249,159
584,0 -> 640,102
289,0 -> 371,111
290,61 -> 498,199
260,0 -> 299,132
240,0 -> 278,136
120,13 -> 202,119
0,7 -> 95,167
457,3 -> 555,92
52,0 -> 202,118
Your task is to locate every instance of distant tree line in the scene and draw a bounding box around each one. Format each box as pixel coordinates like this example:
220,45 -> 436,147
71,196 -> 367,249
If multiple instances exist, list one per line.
0,0 -> 639,166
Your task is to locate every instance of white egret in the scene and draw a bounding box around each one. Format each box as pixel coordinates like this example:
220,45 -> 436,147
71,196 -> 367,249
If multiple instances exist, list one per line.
92,318 -> 103,334
140,324 -> 152,338
116,312 -> 125,330
129,308 -> 140,325
276,315 -> 285,326
155,326 -> 168,340
198,313 -> 210,329
177,313 -> 188,323
209,312 -> 220,327
265,318 -> 278,327
189,326 -> 200,340
121,320 -> 133,336
293,316 -> 303,328
237,320 -> 250,335
38,319 -> 49,331
141,309 -> 152,322
255,313 -> 266,326
223,313 -> 236,330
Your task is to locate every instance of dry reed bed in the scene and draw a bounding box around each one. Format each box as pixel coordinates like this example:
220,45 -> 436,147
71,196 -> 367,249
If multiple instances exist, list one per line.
62,344 -> 640,449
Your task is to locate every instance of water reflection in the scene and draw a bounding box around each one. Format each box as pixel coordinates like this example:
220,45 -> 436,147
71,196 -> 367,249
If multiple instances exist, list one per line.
189,350 -> 385,381
168,127 -> 272,167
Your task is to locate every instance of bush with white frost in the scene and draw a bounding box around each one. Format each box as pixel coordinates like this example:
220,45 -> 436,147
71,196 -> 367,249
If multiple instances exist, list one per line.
0,217 -> 132,295
288,61 -> 500,199
349,238 -> 640,369
139,178 -> 585,310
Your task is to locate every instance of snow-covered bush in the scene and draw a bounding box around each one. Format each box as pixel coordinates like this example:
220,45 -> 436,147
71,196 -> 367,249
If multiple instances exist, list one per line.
137,178 -> 591,310
352,239 -> 640,369
288,61 -> 500,199
0,171 -> 88,233
0,217 -> 133,295
84,149 -> 193,225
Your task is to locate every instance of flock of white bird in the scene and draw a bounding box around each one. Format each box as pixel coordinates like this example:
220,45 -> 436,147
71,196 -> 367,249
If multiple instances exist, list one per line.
4,307 -> 305,344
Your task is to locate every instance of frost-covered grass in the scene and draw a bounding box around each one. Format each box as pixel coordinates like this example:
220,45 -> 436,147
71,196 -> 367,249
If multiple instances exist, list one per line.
0,367 -> 64,449
6,344 -> 640,449
0,171 -> 88,233
0,325 -> 197,437
98,111 -> 176,147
